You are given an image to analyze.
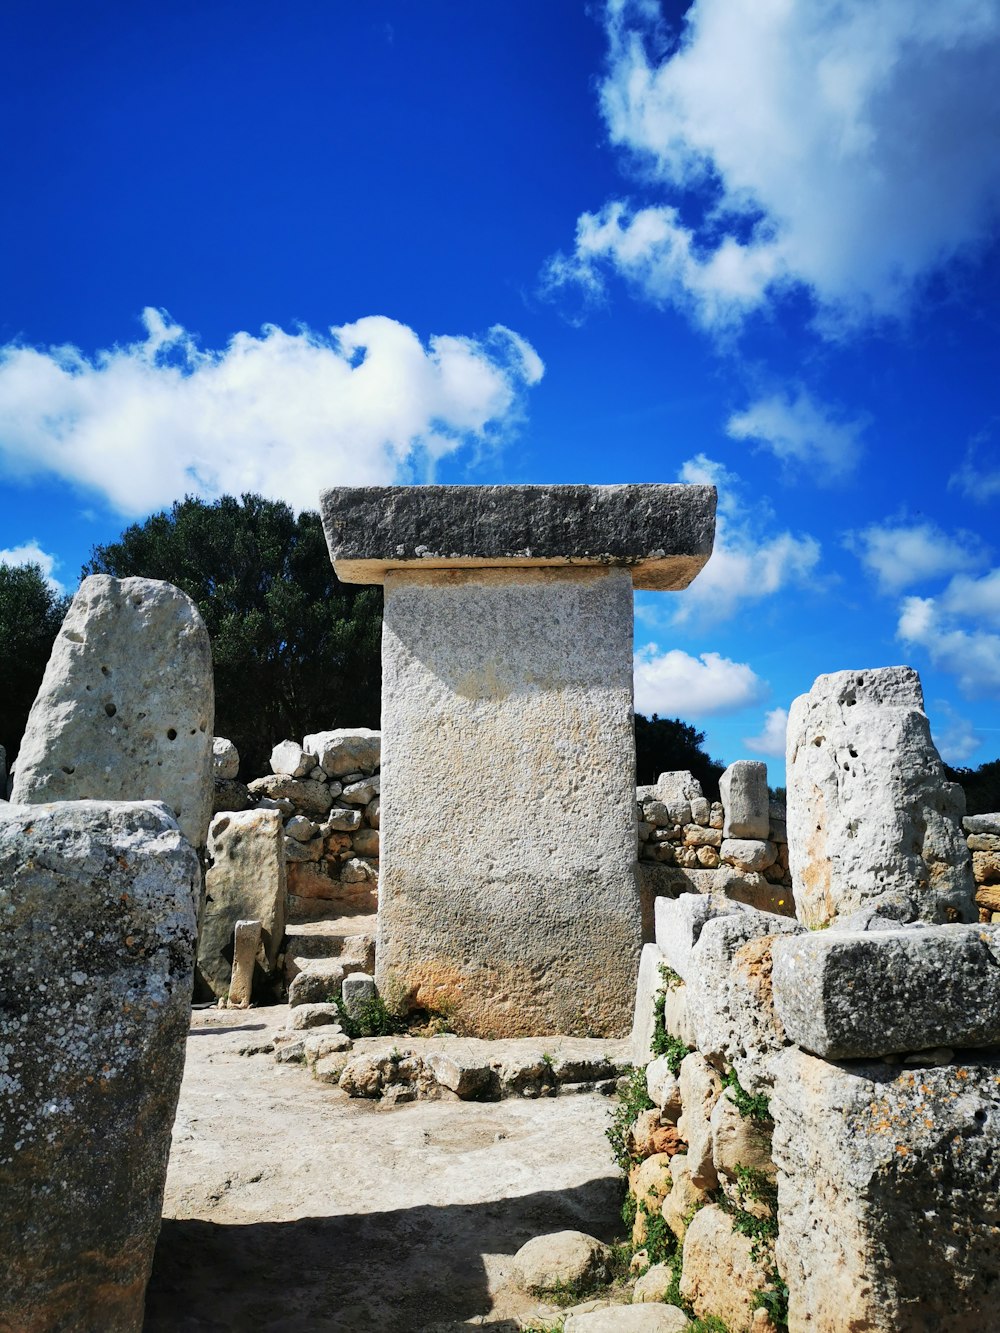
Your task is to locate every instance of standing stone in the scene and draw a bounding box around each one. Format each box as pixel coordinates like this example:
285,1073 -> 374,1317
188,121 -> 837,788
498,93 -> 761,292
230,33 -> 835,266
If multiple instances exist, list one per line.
719,760 -> 769,840
197,809 -> 286,999
11,576 -> 214,849
786,666 -> 975,927
322,483 -> 716,1037
212,736 -> 240,780
228,918 -> 262,1008
0,799 -> 199,1330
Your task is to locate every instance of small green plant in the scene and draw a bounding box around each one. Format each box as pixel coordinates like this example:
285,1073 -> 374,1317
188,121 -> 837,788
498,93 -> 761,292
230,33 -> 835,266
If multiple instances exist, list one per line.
636,1200 -> 677,1269
649,964 -> 691,1069
541,1052 -> 554,1069
688,1317 -> 731,1332
719,1165 -> 779,1263
659,962 -> 683,990
753,1276 -> 789,1329
520,1322 -> 564,1333
606,1065 -> 654,1174
334,993 -> 406,1039
721,1068 -> 772,1123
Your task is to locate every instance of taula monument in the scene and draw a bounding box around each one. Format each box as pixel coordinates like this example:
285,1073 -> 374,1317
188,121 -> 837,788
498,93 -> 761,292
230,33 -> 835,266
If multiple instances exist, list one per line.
321,483 -> 716,1037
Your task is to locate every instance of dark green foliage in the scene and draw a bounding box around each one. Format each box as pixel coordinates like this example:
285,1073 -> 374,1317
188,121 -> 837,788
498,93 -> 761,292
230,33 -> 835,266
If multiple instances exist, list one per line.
85,493 -> 382,774
0,563 -> 69,765
634,713 -> 725,800
719,1166 -> 779,1263
687,1318 -> 731,1332
650,965 -> 690,1072
607,1066 -> 654,1174
946,759 -> 1000,816
334,993 -> 405,1039
753,1277 -> 789,1329
721,1068 -> 772,1124
637,1200 -> 676,1269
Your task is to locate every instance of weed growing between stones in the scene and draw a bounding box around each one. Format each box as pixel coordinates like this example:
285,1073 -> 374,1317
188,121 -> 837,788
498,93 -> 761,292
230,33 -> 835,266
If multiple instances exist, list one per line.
333,993 -> 406,1038
721,1067 -> 772,1123
607,1066 -> 654,1173
650,963 -> 690,1071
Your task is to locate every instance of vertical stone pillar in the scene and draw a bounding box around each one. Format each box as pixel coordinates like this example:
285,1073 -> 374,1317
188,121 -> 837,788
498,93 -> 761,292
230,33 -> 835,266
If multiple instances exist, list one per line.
321,484 -> 716,1037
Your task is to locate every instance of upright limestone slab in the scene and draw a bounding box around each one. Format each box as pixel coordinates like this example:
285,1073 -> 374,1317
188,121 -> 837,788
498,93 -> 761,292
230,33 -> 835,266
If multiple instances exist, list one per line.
322,483 -> 716,1037
786,666 -> 975,927
12,575 -> 214,849
0,800 -> 199,1331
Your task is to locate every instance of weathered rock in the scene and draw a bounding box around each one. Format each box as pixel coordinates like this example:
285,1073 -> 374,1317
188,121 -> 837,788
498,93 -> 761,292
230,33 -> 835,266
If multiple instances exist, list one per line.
511,1229 -> 612,1295
365,796 -> 380,829
680,1204 -> 772,1331
965,813 -> 1000,836
654,772 -> 705,828
341,972 -> 377,1020
289,1002 -> 342,1030
247,775 -> 333,818
719,760 -> 769,840
710,1087 -> 775,1179
663,984 -> 696,1050
197,809 -> 286,1000
285,815 -> 318,843
212,736 -> 240,780
721,838 -> 777,872
227,918 -> 261,1008
969,833 -> 1000,853
286,861 -> 344,901
771,1047 -> 1000,1332
771,924 -> 1000,1059
341,856 -> 377,883
654,894 -> 746,981
212,777 -> 251,814
303,727 -> 381,778
646,1057 -> 682,1120
323,805 -> 363,832
270,740 -> 317,778
342,775 -> 379,805
686,909 -> 804,1093
0,800 -> 199,1330
288,960 -> 351,1005
684,826 -> 721,849
565,1307 -> 690,1332
631,943 -> 667,1062
11,575 -> 214,848
628,1109 -> 684,1160
786,666 -> 975,927
715,864 -> 793,916
352,827 -> 380,857
677,1053 -> 722,1189
630,1153 -> 676,1245
632,1263 -> 680,1305
661,1154 -> 711,1241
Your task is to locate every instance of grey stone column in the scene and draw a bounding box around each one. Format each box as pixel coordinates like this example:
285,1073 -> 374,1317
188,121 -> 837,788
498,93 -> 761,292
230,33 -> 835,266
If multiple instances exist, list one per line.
321,484 -> 716,1037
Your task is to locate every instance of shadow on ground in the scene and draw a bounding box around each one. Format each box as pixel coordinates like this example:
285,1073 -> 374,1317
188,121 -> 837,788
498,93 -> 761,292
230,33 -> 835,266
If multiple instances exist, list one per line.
145,1176 -> 621,1332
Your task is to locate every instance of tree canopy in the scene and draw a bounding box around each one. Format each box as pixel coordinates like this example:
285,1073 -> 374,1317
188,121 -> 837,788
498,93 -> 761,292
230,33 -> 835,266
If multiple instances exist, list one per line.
634,712 -> 726,801
946,760 -> 1000,817
85,494 -> 382,775
0,563 -> 69,766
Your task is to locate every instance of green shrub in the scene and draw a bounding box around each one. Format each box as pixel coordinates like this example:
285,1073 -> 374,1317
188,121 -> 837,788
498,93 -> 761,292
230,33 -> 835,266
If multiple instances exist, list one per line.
607,1066 -> 654,1174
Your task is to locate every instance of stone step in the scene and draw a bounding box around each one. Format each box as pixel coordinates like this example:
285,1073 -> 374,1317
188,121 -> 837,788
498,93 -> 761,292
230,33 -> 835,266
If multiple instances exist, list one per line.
283,919 -> 376,988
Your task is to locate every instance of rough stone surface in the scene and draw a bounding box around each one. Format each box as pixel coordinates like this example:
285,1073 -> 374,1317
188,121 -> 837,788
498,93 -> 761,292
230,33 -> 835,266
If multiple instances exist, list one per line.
654,894 -> 746,981
654,771 -> 704,827
721,838 -> 777,872
686,909 -> 804,1093
197,809 -> 286,1000
322,483 -> 717,590
646,1057 -> 682,1120
770,1047 -> 1000,1332
341,972 -> 377,1020
247,775 -> 333,818
566,1308 -> 690,1332
677,1053 -> 722,1189
631,943 -> 666,1062
719,760 -> 769,839
0,799 -> 199,1331
710,1088 -> 774,1179
270,740 -> 317,778
786,666 -> 975,927
771,924 -> 1000,1058
11,575 -> 214,848
661,1154 -> 710,1241
289,1002 -> 342,1030
680,1204 -> 772,1331
212,736 -> 239,780
212,778 -> 250,814
965,813 -> 1000,836
302,727 -> 381,777
377,566 -> 643,1037
511,1229 -> 611,1294
663,984 -> 696,1050
228,918 -> 261,1008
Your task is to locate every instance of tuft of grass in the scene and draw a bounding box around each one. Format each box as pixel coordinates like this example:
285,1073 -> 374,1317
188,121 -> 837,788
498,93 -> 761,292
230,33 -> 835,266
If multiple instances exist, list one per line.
753,1276 -> 789,1329
721,1068 -> 772,1123
688,1318 -> 732,1332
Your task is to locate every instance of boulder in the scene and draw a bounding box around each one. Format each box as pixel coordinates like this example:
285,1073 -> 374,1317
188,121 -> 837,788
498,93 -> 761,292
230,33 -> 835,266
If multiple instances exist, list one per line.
0,799 -> 199,1330
270,740 -> 317,779
289,1003 -> 342,1030
680,1204 -> 772,1331
770,1047 -> 1000,1331
197,809 -> 286,999
11,575 -> 214,848
786,666 -> 975,927
247,775 -> 333,818
721,838 -> 777,872
212,736 -> 240,780
303,727 -> 381,778
719,760 -> 769,839
511,1230 -> 612,1295
677,1053 -> 722,1189
771,924 -> 1000,1059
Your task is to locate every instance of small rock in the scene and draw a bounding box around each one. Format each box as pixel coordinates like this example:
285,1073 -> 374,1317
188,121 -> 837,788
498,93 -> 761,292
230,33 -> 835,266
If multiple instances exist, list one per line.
324,806 -> 363,833
270,740 -> 317,779
511,1230 -> 611,1295
289,1003 -> 342,1030
341,973 -> 377,1020
285,815 -> 318,842
633,1262 -> 678,1303
565,1305 -> 689,1331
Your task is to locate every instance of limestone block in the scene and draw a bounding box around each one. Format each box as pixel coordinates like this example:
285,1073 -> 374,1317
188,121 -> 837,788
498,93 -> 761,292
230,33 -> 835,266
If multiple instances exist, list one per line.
302,727 -> 381,777
690,795 -> 710,826
787,666 -> 975,927
341,856 -> 377,883
631,943 -> 666,1062
965,813 -> 1000,835
352,827 -> 379,857
630,1153 -> 676,1245
663,984 -> 696,1049
770,1047 -> 1000,1332
0,799 -> 199,1330
213,777 -> 250,814
687,910 -> 805,1094
654,771 -> 706,828
289,1002 -> 342,1030
973,849 -> 1000,884
283,835 -> 323,863
710,1088 -> 775,1179
212,736 -> 239,779
11,575 -> 214,848
684,826 -> 721,848
771,924 -> 1000,1059
510,1230 -> 611,1294
714,864 -> 793,916
565,1307 -> 690,1332
197,809 -> 286,1000
721,837 -> 777,871
322,482 -> 717,589
342,775 -> 379,805
365,796 -> 380,828
247,774 -> 333,818
286,861 -> 344,901
646,1057 -> 683,1120
677,1053 -> 723,1189
969,833 -> 1000,853
719,760 -> 769,840
680,1204 -> 772,1331
288,958 -> 370,1006
632,1263 -> 679,1304
324,805 -> 363,832
341,972 -> 377,1020
661,1153 -> 711,1240
654,894 -> 746,980
228,918 -> 261,1008
270,739 -> 317,778
377,566 -> 643,1037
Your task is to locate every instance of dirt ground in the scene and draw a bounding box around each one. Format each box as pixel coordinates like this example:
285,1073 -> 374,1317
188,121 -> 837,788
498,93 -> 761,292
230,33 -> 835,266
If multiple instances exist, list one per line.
144,1006 -> 627,1332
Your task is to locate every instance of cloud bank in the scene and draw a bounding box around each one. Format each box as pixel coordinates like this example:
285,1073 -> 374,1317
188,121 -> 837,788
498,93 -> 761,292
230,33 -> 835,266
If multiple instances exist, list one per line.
727,388 -> 865,482
744,706 -> 789,761
633,644 -> 766,718
550,0 -> 1000,331
0,309 -> 544,516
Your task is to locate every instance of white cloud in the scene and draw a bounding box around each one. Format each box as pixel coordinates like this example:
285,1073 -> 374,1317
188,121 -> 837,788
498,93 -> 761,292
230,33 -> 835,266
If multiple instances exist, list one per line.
0,309 -> 544,517
551,0 -> 1000,331
930,700 -> 982,766
848,520 -> 985,594
726,388 -> 865,481
743,706 -> 788,760
633,644 -> 766,717
0,540 -> 64,593
898,593 -> 1000,698
949,425 -> 1000,502
671,454 -> 821,625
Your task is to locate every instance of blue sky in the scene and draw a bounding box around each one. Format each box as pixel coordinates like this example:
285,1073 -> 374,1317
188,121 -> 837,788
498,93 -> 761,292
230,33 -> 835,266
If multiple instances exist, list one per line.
1,0 -> 999,783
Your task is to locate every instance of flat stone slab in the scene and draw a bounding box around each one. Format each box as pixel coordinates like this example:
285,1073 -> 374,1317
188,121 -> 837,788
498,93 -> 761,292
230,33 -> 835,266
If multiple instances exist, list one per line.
321,483 -> 716,589
771,925 -> 1000,1059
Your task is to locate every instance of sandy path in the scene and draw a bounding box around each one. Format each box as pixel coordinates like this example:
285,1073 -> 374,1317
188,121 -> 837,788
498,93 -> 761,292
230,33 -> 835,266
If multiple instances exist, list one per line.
145,1007 -> 625,1331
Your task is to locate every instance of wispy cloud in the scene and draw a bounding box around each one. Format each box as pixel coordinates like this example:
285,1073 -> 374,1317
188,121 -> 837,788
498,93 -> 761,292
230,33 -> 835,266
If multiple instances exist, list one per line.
726,388 -> 865,482
743,706 -> 788,760
930,700 -> 982,766
0,309 -> 544,516
0,540 -> 64,593
898,592 -> 1000,699
633,644 -> 766,717
548,0 -> 1000,332
846,520 -> 986,594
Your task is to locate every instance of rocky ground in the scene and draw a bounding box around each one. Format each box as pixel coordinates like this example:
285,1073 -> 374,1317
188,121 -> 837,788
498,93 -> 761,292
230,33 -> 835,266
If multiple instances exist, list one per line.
145,1006 -> 627,1332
